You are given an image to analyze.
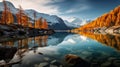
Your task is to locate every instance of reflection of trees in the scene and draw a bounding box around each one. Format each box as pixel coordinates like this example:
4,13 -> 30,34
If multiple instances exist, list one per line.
0,35 -> 49,64
43,35 -> 48,46
35,35 -> 48,47
79,32 -> 120,51
0,35 -> 48,48
22,39 -> 28,48
0,41 -> 14,47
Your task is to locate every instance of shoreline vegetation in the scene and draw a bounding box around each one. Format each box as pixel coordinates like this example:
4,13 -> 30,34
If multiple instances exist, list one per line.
0,22 -> 54,38
72,5 -> 120,35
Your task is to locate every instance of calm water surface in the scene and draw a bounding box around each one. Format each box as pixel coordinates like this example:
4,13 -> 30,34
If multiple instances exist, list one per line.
0,32 -> 120,67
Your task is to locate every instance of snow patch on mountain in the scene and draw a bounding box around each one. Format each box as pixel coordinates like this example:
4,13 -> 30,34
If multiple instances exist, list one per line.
24,9 -> 70,30
25,9 -> 60,24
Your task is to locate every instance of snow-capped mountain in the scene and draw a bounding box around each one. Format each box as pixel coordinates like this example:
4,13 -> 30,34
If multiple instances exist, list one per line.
0,1 -> 70,30
25,9 -> 60,24
24,9 -> 70,30
64,18 -> 91,28
64,20 -> 80,28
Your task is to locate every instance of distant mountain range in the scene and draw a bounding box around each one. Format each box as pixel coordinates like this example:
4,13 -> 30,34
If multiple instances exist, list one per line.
78,5 -> 120,31
0,1 -> 73,30
64,18 -> 91,28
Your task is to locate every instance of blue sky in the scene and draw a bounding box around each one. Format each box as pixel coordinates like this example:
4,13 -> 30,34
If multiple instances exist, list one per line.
1,0 -> 120,21
46,0 -> 120,20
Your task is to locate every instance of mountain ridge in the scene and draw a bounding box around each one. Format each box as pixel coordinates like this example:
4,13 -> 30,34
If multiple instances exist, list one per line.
64,18 -> 91,28
78,5 -> 120,31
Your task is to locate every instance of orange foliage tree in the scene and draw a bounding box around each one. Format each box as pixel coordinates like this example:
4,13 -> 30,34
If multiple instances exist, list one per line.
78,5 -> 120,31
35,17 -> 42,29
34,17 -> 48,29
1,0 -> 14,25
28,22 -> 33,28
42,19 -> 48,29
16,5 -> 29,27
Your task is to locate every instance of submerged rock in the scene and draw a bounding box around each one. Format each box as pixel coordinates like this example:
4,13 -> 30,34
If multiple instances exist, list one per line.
65,54 -> 91,67
51,60 -> 57,64
50,64 -> 58,67
44,57 -> 50,61
101,62 -> 111,67
39,62 -> 48,67
0,47 -> 17,63
113,59 -> 120,67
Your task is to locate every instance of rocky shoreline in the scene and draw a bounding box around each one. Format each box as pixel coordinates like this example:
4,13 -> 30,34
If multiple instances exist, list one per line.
90,26 -> 120,35
0,24 -> 54,38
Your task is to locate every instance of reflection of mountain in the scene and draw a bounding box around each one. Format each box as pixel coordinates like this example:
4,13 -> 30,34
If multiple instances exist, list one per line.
79,32 -> 120,51
47,33 -> 70,46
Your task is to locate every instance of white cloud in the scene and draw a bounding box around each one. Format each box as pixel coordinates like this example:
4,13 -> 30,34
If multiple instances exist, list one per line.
0,0 -> 61,15
65,5 -> 90,13
66,9 -> 77,13
52,0 -> 65,2
58,4 -> 91,21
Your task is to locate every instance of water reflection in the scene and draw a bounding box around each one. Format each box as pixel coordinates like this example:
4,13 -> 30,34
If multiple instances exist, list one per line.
0,33 -> 70,67
0,32 -> 120,67
79,32 -> 120,51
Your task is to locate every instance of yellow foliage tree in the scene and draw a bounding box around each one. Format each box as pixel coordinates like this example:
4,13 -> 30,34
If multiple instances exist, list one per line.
77,5 -> 120,31
35,17 -> 42,29
1,0 -> 14,25
16,5 -> 29,27
42,19 -> 48,29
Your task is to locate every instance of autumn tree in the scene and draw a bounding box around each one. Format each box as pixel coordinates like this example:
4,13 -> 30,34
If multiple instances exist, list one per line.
28,22 -> 33,28
34,17 -> 48,29
7,8 -> 14,24
42,19 -> 48,29
77,5 -> 120,31
35,17 -> 42,29
1,0 -> 14,25
16,5 -> 29,27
